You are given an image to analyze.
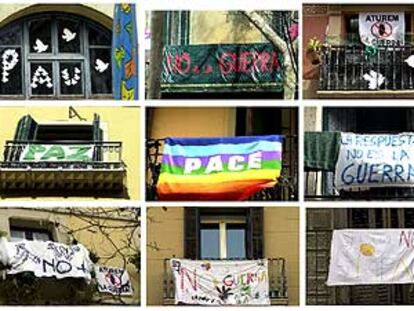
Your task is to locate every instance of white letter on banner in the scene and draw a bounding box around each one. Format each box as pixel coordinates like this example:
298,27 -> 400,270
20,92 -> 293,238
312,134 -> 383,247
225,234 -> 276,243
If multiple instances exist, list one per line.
228,155 -> 245,171
248,151 -> 262,169
184,158 -> 202,174
205,155 -> 223,174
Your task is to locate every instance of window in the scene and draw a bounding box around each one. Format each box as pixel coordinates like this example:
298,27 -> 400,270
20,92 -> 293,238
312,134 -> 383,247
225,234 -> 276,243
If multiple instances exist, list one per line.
10,226 -> 52,242
184,207 -> 264,260
200,215 -> 247,259
0,13 -> 112,99
163,11 -> 190,45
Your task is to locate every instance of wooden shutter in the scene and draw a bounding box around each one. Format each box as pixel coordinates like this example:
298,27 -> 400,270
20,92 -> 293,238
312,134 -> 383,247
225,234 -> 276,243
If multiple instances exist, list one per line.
246,207 -> 263,259
14,114 -> 38,141
184,207 -> 200,259
92,113 -> 102,161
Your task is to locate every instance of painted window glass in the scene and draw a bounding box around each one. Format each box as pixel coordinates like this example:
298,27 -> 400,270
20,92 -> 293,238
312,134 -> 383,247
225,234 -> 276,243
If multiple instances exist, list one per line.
0,13 -> 112,98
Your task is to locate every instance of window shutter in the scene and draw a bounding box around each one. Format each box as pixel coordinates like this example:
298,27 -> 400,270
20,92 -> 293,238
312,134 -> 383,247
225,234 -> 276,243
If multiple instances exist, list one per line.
247,207 -> 263,259
184,207 -> 199,259
14,114 -> 38,141
92,113 -> 102,161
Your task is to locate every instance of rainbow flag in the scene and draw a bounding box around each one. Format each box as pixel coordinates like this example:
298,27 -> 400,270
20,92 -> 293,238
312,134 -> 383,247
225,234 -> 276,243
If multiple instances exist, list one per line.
157,135 -> 283,201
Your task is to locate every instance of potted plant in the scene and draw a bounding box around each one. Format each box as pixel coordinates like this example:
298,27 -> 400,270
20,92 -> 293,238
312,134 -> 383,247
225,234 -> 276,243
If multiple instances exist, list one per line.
307,37 -> 323,65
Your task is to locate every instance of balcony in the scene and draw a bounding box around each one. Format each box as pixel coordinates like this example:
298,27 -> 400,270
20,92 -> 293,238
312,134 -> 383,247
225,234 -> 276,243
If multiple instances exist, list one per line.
318,44 -> 414,98
146,137 -> 298,201
162,258 -> 288,305
0,140 -> 127,197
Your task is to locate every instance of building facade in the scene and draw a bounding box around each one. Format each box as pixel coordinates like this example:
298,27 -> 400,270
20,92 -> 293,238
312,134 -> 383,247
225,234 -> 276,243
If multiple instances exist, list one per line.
0,207 -> 140,305
303,4 -> 414,99
146,107 -> 298,201
146,10 -> 298,99
307,208 -> 414,305
0,106 -> 140,200
147,206 -> 299,306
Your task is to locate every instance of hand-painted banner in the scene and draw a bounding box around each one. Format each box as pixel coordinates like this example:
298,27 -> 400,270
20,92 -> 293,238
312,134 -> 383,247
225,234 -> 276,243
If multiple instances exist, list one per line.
20,144 -> 94,162
327,229 -> 414,286
162,43 -> 284,92
335,132 -> 414,190
112,3 -> 138,100
95,266 -> 133,295
359,12 -> 405,46
170,259 -> 270,305
157,135 -> 283,200
0,237 -> 93,280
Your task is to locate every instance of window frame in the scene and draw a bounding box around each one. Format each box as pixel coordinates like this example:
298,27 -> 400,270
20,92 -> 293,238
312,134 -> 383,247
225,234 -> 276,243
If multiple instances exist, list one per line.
0,12 -> 112,100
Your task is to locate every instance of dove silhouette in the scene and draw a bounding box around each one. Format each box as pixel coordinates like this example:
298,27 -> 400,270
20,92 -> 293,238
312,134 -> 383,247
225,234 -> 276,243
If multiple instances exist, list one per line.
95,58 -> 109,73
363,70 -> 385,90
62,28 -> 77,42
33,39 -> 48,53
405,55 -> 414,68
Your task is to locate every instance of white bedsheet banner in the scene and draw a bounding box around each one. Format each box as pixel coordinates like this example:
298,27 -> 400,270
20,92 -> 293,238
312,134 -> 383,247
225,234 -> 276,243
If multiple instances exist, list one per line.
170,259 -> 270,305
0,237 -> 93,280
327,229 -> 414,286
359,12 -> 405,46
335,133 -> 414,190
95,266 -> 133,295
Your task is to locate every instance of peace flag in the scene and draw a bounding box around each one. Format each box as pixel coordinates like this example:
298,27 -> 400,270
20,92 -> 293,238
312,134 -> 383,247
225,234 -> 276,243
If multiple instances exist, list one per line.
157,135 -> 283,201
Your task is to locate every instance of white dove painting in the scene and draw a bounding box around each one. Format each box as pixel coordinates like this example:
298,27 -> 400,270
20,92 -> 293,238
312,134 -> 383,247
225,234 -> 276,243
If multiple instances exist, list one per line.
33,39 -> 49,53
405,55 -> 414,68
363,70 -> 385,90
31,65 -> 53,89
62,28 -> 77,42
61,67 -> 81,86
95,59 -> 109,73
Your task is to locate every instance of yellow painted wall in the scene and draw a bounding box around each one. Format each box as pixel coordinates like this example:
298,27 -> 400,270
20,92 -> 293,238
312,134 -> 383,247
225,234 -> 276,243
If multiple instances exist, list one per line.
150,107 -> 236,139
0,106 -> 140,201
263,207 -> 300,306
0,4 -> 113,29
146,206 -> 299,306
0,207 -> 140,305
190,11 -> 266,45
147,207 -> 184,306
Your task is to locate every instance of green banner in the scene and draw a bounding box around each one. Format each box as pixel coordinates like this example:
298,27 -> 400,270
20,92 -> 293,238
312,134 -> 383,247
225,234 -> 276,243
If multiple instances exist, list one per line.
161,43 -> 284,92
20,144 -> 94,162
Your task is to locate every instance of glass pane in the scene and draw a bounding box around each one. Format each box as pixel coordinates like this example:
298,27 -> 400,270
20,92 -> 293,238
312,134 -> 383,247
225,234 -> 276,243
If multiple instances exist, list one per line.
226,224 -> 246,259
30,62 -> 54,95
0,24 -> 21,45
58,18 -> 81,53
29,18 -> 51,54
59,62 -> 83,95
10,229 -> 25,242
88,25 -> 111,46
90,48 -> 112,94
33,231 -> 50,242
0,47 -> 22,95
200,224 -> 220,259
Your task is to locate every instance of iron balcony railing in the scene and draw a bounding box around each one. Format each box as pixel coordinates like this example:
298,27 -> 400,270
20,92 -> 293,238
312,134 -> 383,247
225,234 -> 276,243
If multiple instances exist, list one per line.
146,137 -> 298,201
319,44 -> 414,92
162,258 -> 288,305
1,140 -> 124,170
305,170 -> 414,200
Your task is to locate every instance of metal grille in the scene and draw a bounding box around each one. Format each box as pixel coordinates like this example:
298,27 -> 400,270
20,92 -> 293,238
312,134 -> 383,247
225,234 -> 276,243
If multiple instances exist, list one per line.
319,44 -> 414,91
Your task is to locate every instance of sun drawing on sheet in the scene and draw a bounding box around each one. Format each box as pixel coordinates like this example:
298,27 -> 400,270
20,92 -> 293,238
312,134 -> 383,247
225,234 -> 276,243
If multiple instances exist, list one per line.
359,243 -> 375,256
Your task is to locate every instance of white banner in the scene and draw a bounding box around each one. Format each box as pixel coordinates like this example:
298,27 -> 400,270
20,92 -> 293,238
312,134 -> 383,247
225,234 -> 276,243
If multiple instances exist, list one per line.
170,259 -> 270,305
95,266 -> 133,296
335,133 -> 414,190
359,12 -> 405,46
20,144 -> 94,162
0,237 -> 93,280
328,229 -> 414,286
